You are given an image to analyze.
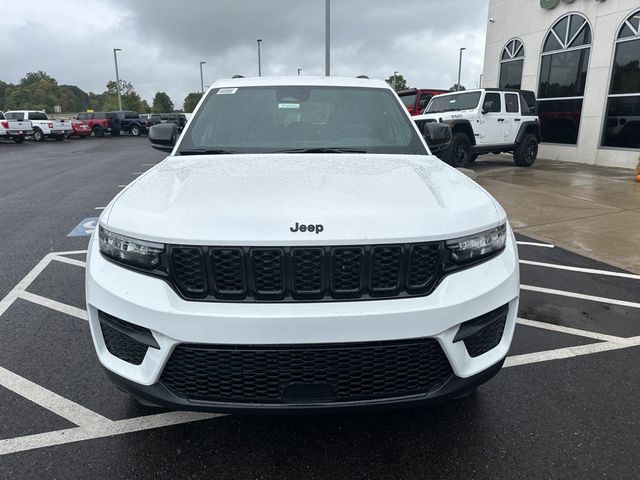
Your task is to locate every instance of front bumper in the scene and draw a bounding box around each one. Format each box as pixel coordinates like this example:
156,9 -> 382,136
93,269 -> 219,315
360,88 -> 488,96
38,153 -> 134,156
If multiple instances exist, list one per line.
86,230 -> 519,411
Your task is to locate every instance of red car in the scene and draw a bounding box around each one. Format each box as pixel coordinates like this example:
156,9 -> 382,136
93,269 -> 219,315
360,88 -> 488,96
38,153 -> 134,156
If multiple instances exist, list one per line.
68,119 -> 92,138
398,88 -> 448,115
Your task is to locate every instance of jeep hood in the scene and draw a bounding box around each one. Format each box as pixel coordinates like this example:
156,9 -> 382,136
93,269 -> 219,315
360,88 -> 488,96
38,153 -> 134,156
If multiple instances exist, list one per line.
103,154 -> 504,245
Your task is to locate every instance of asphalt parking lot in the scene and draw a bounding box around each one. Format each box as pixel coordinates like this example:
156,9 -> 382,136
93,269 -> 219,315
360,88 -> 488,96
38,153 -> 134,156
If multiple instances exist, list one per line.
1,138 -> 639,479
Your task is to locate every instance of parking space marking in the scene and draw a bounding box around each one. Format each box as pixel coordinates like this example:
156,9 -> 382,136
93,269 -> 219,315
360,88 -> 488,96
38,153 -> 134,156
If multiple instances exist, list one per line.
517,317 -> 626,343
516,241 -> 554,248
521,284 -> 640,309
0,366 -> 111,431
519,260 -> 640,280
94,207 -> 105,210
18,291 -> 88,321
504,336 -> 640,368
52,255 -> 86,268
117,185 -> 128,188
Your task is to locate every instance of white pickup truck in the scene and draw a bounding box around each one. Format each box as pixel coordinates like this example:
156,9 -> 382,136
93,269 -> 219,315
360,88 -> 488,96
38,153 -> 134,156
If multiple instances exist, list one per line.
3,110 -> 72,141
0,111 -> 34,143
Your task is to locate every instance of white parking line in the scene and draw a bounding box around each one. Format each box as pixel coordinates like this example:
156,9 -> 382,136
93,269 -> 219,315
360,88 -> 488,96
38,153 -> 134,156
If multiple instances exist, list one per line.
516,241 -> 554,248
18,291 -> 88,321
517,317 -> 626,343
131,172 -> 145,175
521,284 -> 640,309
94,207 -> 105,210
0,411 -> 219,456
0,366 -> 111,430
519,260 -> 640,280
52,255 -> 86,268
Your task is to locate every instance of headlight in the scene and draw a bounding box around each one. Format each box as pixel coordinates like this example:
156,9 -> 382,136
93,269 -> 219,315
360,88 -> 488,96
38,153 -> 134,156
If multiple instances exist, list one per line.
98,226 -> 164,268
446,224 -> 507,264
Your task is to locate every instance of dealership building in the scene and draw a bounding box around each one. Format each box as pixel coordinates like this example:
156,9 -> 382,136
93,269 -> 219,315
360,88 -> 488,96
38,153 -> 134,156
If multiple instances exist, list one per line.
482,0 -> 640,168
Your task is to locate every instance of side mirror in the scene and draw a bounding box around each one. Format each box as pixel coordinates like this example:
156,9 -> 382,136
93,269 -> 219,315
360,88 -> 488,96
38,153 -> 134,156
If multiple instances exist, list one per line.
422,122 -> 452,155
482,101 -> 493,114
148,123 -> 177,152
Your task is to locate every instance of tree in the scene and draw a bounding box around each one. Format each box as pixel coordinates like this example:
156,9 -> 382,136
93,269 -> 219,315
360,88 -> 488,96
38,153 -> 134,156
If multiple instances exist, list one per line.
385,73 -> 407,91
449,84 -> 466,92
102,80 -> 145,112
183,92 -> 203,113
152,91 -> 174,113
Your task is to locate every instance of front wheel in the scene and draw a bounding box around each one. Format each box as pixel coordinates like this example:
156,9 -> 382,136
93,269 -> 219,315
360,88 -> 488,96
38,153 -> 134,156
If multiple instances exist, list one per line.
444,132 -> 473,167
93,125 -> 104,137
33,128 -> 44,142
513,134 -> 538,167
130,125 -> 141,136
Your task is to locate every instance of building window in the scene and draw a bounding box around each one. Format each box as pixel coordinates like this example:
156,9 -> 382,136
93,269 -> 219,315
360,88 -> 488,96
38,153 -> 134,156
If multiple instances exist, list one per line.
602,10 -> 640,149
499,39 -> 524,89
538,13 -> 592,145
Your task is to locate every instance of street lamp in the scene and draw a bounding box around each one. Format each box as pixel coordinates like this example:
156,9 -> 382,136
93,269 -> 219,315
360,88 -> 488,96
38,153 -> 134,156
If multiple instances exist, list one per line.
257,39 -> 262,77
200,61 -> 206,94
393,71 -> 399,90
325,0 -> 330,76
113,48 -> 122,111
457,47 -> 466,91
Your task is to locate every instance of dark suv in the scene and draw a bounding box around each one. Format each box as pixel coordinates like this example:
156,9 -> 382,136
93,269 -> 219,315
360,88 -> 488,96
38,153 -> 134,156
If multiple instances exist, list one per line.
139,114 -> 163,130
160,113 -> 188,131
108,111 -> 146,136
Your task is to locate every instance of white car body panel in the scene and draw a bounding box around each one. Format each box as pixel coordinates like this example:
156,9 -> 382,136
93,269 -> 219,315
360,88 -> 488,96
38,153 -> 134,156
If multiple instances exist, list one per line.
3,110 -> 72,135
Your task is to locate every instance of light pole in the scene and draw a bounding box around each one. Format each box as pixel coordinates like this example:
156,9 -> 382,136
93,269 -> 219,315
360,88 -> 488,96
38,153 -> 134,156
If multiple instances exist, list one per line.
479,73 -> 483,88
257,39 -> 262,77
457,47 -> 466,91
393,71 -> 399,90
297,68 -> 302,76
113,48 -> 122,111
325,0 -> 330,76
200,61 -> 206,94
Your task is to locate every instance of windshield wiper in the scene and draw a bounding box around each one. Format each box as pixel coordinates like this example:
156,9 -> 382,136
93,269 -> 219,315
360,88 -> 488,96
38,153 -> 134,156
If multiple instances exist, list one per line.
273,147 -> 367,154
178,149 -> 235,155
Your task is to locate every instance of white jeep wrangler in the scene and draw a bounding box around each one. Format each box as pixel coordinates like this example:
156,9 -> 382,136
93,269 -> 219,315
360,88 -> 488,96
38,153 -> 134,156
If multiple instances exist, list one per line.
414,88 -> 540,168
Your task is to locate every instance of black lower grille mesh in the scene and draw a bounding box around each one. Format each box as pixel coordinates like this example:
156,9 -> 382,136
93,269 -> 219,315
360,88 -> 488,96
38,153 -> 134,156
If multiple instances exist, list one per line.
168,242 -> 442,302
161,339 -> 453,405
100,318 -> 149,365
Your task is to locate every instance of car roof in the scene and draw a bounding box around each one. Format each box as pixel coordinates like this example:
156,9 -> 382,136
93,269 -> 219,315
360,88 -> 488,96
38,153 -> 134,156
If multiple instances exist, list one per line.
209,76 -> 390,90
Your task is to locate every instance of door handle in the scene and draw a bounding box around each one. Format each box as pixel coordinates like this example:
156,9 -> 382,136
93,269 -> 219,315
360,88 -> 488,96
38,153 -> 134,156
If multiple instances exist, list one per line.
514,119 -> 521,122
497,119 -> 505,122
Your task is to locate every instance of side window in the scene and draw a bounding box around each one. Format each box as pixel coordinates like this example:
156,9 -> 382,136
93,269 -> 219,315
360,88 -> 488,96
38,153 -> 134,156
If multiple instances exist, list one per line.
505,94 -> 519,113
483,93 -> 502,113
418,94 -> 433,109
520,93 -> 537,115
78,112 -> 88,120
6,112 -> 24,120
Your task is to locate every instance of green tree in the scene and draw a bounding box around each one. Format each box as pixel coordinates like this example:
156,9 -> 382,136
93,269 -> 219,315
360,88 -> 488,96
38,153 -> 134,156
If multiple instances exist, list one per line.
183,92 -> 203,113
102,80 -> 145,112
385,73 -> 408,91
152,91 -> 174,113
449,84 -> 466,92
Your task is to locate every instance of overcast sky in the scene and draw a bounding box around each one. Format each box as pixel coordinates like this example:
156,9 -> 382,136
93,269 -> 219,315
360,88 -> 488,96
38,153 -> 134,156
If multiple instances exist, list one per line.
2,0 -> 488,108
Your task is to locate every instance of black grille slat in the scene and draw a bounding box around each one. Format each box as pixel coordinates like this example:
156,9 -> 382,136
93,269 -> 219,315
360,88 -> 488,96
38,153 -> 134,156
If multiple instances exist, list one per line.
160,338 -> 453,404
252,249 -> 285,298
331,247 -> 364,296
169,242 -> 441,302
407,244 -> 440,291
292,248 -> 324,297
211,249 -> 246,296
370,246 -> 402,294
171,248 -> 206,294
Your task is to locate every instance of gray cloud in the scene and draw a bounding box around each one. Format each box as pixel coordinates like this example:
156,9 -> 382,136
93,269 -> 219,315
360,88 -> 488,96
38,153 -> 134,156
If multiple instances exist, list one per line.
2,0 -> 488,110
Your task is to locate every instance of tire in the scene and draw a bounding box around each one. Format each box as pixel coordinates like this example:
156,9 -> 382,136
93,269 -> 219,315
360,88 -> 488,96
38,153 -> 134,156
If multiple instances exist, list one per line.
93,125 -> 104,137
513,133 -> 539,167
13,135 -> 25,144
33,128 -> 44,142
469,154 -> 478,163
130,125 -> 141,136
444,132 -> 472,167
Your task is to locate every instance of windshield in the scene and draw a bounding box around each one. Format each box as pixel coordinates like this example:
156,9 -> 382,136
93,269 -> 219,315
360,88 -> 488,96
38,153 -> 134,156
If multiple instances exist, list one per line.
178,86 -> 427,155
399,93 -> 417,108
425,92 -> 482,113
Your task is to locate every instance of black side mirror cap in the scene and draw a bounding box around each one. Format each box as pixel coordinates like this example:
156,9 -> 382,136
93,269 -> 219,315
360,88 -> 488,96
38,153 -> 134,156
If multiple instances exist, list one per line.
148,123 -> 177,152
422,122 -> 452,155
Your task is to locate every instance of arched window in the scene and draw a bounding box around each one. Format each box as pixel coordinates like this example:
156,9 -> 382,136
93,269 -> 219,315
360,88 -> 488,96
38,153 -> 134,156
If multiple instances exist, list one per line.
602,10 -> 640,149
499,39 -> 525,89
538,13 -> 592,144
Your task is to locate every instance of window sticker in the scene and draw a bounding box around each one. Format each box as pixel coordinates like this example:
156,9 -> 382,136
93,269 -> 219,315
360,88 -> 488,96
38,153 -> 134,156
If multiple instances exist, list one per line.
449,99 -> 457,103
217,88 -> 238,95
278,103 -> 300,109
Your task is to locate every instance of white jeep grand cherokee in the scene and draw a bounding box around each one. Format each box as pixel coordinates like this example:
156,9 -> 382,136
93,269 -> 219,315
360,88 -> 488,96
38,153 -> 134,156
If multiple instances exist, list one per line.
86,76 -> 519,412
